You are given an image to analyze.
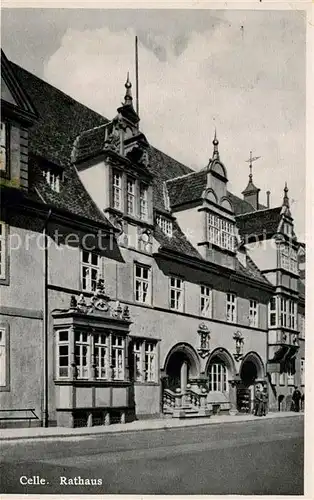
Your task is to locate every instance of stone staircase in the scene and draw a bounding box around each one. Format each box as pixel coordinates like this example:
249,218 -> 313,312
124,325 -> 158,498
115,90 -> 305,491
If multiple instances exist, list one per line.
163,388 -> 211,419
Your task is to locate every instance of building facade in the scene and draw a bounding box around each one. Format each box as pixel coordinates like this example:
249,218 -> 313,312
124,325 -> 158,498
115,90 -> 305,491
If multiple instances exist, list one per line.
0,50 -> 305,427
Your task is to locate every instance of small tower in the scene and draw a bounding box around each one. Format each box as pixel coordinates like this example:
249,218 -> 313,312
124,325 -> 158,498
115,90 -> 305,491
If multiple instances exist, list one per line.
242,151 -> 261,211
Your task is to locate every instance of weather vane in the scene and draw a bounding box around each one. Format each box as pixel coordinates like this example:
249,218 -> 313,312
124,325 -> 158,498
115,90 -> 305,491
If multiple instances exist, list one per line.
245,151 -> 261,180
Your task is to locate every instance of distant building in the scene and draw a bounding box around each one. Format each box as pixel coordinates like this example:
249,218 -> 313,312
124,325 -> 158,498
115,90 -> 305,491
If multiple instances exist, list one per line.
0,50 -> 305,427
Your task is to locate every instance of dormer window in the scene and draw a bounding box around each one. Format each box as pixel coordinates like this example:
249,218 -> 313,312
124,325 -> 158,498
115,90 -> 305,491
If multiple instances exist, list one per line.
156,215 -> 173,237
42,167 -> 61,193
279,244 -> 298,274
208,213 -> 235,252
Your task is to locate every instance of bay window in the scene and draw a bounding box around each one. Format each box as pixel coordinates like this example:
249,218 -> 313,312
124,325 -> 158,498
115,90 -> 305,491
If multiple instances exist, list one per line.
269,296 -> 298,331
75,331 -> 90,379
57,330 -> 70,378
112,334 -> 125,380
279,245 -> 298,274
94,333 -> 109,379
269,297 -> 278,327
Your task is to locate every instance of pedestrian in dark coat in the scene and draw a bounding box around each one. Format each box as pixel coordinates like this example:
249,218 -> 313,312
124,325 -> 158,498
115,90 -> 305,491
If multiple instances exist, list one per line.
292,386 -> 302,412
261,388 -> 268,416
254,387 -> 262,416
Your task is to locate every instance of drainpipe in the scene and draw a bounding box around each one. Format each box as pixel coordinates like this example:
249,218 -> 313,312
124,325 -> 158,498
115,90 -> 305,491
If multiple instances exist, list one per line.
43,209 -> 52,427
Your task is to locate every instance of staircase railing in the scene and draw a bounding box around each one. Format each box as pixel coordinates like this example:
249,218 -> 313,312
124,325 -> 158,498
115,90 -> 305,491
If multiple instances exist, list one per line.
186,388 -> 207,409
163,388 -> 182,409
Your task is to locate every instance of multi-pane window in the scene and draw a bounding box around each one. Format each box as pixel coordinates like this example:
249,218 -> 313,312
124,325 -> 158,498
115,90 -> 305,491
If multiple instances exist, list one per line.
94,333 -> 109,379
300,358 -> 305,386
0,327 -> 7,387
156,215 -> 173,237
249,300 -> 258,327
280,297 -> 288,327
75,331 -> 90,379
279,245 -> 298,274
269,297 -> 278,327
200,286 -> 212,318
57,330 -> 69,378
289,301 -> 297,330
0,222 -> 7,280
226,293 -> 237,323
208,362 -> 227,392
139,184 -> 148,221
299,316 -> 305,339
0,122 -> 8,173
81,251 -> 100,292
132,339 -> 157,383
112,335 -> 125,380
287,370 -> 295,386
42,169 -> 61,192
112,170 -> 122,210
208,214 -> 235,252
134,264 -> 151,305
127,177 -> 135,215
56,330 -> 126,381
169,277 -> 184,311
279,372 -> 285,385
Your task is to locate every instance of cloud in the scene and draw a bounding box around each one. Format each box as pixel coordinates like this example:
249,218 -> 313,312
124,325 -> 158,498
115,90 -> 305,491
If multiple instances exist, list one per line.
44,16 -> 305,239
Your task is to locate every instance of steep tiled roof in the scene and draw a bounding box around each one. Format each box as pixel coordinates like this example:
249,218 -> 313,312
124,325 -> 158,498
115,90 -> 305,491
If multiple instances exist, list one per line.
166,170 -> 207,208
236,256 -> 271,285
236,207 -> 282,237
154,220 -> 202,259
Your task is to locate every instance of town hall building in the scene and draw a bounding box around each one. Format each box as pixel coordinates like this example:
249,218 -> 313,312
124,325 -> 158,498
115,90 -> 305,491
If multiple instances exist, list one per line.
0,50 -> 305,427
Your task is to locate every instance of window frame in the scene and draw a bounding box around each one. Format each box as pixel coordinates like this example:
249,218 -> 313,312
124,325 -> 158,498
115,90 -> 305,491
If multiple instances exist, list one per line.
249,299 -> 259,328
200,285 -> 212,318
56,329 -> 70,379
208,213 -> 236,252
226,293 -> 237,323
208,362 -> 228,392
139,183 -> 148,221
131,338 -> 158,383
112,169 -> 123,211
0,121 -> 10,178
169,276 -> 184,312
134,263 -> 152,305
81,250 -> 100,292
0,323 -> 10,391
156,214 -> 173,237
0,221 -> 9,285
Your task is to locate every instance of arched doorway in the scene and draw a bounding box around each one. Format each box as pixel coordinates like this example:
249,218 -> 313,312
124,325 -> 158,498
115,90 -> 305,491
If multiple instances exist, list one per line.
205,348 -> 235,412
238,352 -> 265,413
163,343 -> 199,393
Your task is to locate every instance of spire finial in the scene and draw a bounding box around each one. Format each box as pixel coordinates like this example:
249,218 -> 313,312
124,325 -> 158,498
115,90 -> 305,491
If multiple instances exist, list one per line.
245,151 -> 261,183
124,72 -> 133,105
283,182 -> 290,208
212,129 -> 219,160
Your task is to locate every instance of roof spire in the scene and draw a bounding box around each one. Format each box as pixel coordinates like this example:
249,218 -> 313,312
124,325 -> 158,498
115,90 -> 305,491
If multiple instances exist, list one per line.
283,182 -> 290,208
124,72 -> 133,105
212,129 -> 219,160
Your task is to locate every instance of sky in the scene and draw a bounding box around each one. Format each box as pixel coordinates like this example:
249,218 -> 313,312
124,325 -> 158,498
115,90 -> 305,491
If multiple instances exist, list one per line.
1,8 -> 306,239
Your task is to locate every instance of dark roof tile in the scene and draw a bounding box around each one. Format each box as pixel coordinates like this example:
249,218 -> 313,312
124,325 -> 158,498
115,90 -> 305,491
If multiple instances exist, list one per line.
236,207 -> 282,237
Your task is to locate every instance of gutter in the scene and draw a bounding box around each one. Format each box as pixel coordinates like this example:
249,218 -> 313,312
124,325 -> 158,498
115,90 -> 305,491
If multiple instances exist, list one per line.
42,209 -> 52,428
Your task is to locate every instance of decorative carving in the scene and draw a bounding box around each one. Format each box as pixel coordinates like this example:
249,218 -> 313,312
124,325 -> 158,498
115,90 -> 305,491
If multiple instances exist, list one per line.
197,323 -> 211,358
77,294 -> 88,313
69,295 -> 77,311
89,278 -> 110,313
233,331 -> 244,361
112,301 -> 123,319
122,305 -> 130,321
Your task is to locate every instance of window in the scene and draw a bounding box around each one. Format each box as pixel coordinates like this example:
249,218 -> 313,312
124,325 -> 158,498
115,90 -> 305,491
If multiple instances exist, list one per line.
134,264 -> 151,305
132,339 -> 157,382
287,369 -> 295,386
200,286 -> 212,318
81,251 -> 100,292
249,300 -> 258,327
289,301 -> 297,330
280,297 -> 288,327
0,122 -> 8,173
112,335 -> 125,380
112,170 -> 122,210
226,293 -> 237,323
279,245 -> 298,274
139,184 -> 148,221
94,333 -> 109,379
269,297 -> 278,327
299,316 -> 305,339
208,362 -> 227,392
0,222 -> 7,280
56,330 -> 126,381
0,326 -> 9,389
127,177 -> 135,215
42,168 -> 61,192
169,277 -> 184,311
156,215 -> 173,237
57,330 -> 70,378
208,214 -> 235,252
75,331 -> 90,379
300,358 -> 305,386
279,372 -> 285,385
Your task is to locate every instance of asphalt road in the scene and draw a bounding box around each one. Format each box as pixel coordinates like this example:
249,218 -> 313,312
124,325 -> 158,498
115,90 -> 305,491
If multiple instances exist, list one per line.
0,415 -> 303,495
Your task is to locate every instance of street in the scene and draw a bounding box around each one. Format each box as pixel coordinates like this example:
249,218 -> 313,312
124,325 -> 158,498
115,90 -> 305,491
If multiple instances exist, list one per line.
0,415 -> 303,495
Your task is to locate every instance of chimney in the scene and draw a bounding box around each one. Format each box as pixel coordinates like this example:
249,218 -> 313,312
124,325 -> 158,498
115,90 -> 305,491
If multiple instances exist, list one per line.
266,190 -> 270,208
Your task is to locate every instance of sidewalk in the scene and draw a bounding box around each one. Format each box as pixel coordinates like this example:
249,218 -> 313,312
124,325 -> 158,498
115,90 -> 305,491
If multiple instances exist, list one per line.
0,411 -> 303,442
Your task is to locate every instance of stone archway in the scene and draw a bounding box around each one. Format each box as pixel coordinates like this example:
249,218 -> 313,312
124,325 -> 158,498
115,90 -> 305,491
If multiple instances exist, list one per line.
237,352 -> 266,413
163,343 -> 200,393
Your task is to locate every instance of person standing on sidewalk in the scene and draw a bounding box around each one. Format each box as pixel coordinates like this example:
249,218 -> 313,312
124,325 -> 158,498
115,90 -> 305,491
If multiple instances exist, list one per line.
254,386 -> 262,416
261,387 -> 268,416
291,386 -> 302,412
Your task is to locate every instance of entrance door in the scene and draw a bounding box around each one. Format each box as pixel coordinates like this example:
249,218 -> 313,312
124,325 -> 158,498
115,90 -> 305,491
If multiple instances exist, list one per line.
166,351 -> 190,393
238,359 -> 259,413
